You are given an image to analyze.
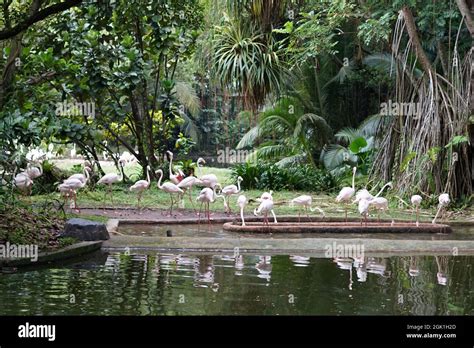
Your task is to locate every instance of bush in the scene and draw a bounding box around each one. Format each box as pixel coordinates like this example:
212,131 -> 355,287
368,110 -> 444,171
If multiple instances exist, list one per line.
231,163 -> 337,192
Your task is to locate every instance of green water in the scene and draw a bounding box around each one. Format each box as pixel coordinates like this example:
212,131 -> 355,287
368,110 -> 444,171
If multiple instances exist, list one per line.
0,251 -> 472,315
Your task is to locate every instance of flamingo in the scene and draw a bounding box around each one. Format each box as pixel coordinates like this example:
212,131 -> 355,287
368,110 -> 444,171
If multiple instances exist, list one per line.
336,167 -> 357,222
410,195 -> 422,226
432,193 -> 450,224
129,166 -> 151,209
368,197 -> 394,225
196,157 -> 218,188
177,175 -> 203,209
196,184 -> 222,225
97,163 -> 124,207
290,195 -> 325,222
166,151 -> 184,185
254,199 -> 275,227
237,195 -> 248,226
156,169 -> 183,216
358,198 -> 370,226
220,176 -> 243,213
26,162 -> 43,180
14,172 -> 33,195
258,190 -> 273,202
67,165 -> 91,184
354,182 -> 392,203
59,178 -> 86,211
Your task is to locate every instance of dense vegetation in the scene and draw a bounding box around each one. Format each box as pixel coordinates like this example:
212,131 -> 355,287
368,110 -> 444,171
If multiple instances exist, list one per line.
0,0 -> 472,220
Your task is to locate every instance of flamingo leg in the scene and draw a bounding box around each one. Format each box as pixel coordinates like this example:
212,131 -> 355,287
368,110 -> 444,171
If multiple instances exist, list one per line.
198,202 -> 203,225
169,194 -> 173,216
344,203 -> 348,223
227,196 -> 232,214
305,206 -> 312,222
207,202 -> 211,225
298,210 -> 301,223
415,206 -> 419,227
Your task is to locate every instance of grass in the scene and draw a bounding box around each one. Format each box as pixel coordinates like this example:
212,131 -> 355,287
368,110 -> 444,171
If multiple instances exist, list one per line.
27,163 -> 474,223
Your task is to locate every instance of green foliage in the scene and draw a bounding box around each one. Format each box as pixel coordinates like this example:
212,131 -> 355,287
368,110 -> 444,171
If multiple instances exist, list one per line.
231,162 -> 337,192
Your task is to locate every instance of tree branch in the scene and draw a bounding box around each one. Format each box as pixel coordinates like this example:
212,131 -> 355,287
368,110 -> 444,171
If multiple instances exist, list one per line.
0,0 -> 83,41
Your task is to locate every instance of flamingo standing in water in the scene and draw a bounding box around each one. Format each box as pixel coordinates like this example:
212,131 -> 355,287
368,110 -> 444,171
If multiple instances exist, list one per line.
432,193 -> 450,224
166,151 -> 184,184
97,163 -> 124,207
129,166 -> 151,209
410,195 -> 422,226
156,169 -> 183,216
290,195 -> 325,222
220,176 -> 243,213
336,167 -> 357,222
237,195 -> 248,226
196,184 -> 222,225
196,158 -> 218,188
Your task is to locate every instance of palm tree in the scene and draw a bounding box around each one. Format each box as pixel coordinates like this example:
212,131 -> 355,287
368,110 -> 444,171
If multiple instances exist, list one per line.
237,97 -> 332,167
212,17 -> 287,124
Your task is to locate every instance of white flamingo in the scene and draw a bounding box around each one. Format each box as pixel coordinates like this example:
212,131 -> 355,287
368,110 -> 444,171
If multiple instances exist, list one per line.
26,162 -> 43,180
411,195 -> 422,226
358,198 -> 371,226
336,167 -> 357,222
129,166 -> 151,209
97,164 -> 124,207
258,190 -> 273,202
237,195 -> 248,226
67,165 -> 91,184
354,182 -> 392,203
59,178 -> 86,211
177,175 -> 203,209
196,185 -> 222,225
254,199 -> 276,227
70,144 -> 77,158
156,169 -> 183,216
166,151 -> 184,185
290,195 -> 325,222
432,193 -> 450,224
196,157 -> 218,188
14,172 -> 33,195
221,176 -> 243,213
369,197 -> 394,225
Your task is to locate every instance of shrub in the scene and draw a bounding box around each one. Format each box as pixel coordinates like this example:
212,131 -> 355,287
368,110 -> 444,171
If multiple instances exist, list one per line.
231,163 -> 337,192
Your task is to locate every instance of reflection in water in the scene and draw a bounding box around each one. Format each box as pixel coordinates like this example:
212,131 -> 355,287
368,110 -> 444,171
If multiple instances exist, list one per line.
435,256 -> 449,286
255,256 -> 272,282
409,256 -> 420,277
0,251 -> 472,315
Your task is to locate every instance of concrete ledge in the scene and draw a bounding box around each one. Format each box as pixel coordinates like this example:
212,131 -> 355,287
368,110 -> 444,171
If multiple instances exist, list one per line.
0,241 -> 103,268
102,235 -> 474,256
222,221 -> 452,234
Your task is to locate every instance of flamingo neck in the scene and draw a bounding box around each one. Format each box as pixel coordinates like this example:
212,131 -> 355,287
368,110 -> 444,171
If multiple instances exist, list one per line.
168,153 -> 173,177
375,183 -> 390,197
157,171 -> 164,189
351,169 -> 356,190
237,179 -> 241,193
84,167 -> 90,181
146,166 -> 150,184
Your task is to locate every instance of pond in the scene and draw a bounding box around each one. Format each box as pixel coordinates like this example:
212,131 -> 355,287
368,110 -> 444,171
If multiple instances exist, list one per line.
0,250 -> 472,315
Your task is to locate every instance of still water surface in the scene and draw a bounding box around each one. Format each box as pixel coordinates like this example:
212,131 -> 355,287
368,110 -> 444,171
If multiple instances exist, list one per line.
0,250 -> 472,315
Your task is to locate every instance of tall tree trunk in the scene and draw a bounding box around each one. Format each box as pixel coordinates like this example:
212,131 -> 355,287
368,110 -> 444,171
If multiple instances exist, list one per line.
455,0 -> 474,37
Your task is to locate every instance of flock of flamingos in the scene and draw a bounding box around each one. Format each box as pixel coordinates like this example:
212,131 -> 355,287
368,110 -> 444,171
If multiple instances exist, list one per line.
13,151 -> 451,227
